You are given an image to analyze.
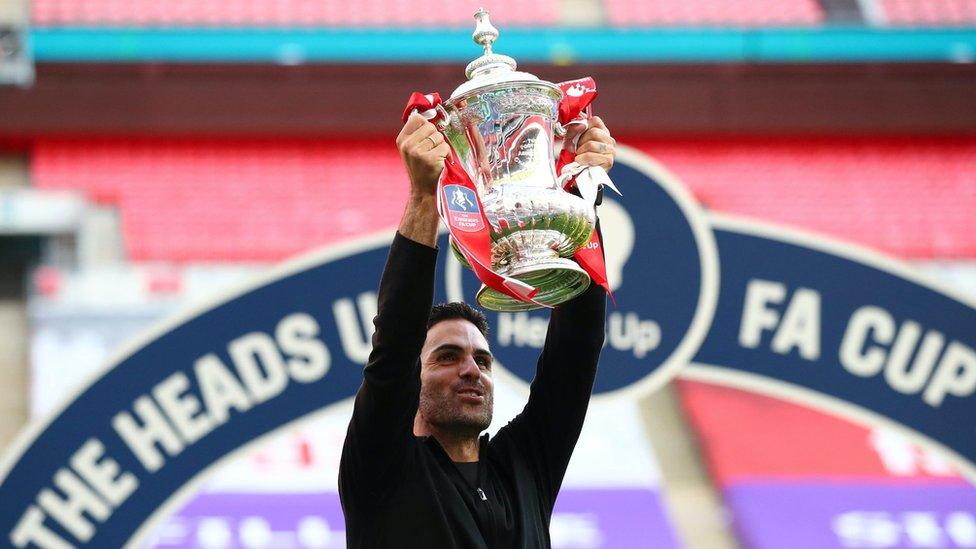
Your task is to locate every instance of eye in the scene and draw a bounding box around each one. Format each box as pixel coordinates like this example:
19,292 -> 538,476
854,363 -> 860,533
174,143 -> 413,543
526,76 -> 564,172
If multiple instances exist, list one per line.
475,355 -> 492,370
439,352 -> 458,363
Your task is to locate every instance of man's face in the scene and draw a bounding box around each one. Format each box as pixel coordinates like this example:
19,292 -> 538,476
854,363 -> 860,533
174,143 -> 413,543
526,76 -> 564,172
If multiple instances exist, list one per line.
419,319 -> 494,437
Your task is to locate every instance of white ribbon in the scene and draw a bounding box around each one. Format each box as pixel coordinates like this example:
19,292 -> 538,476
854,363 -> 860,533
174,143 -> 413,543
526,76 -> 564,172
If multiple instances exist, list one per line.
558,161 -> 622,206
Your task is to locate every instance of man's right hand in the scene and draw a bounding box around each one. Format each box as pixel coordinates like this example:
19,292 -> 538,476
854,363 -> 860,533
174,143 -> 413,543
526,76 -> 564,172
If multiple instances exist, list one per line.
396,113 -> 450,199
395,113 -> 448,247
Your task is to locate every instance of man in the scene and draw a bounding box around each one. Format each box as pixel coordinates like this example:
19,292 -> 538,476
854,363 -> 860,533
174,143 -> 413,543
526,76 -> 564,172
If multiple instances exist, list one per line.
339,112 -> 616,548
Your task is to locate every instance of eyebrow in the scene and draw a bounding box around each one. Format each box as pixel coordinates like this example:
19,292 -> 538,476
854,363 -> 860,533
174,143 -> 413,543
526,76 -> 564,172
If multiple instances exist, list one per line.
430,344 -> 493,359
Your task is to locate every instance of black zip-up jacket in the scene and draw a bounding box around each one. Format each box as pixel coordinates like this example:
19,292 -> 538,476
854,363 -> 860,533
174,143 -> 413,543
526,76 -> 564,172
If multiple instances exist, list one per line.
339,232 -> 606,548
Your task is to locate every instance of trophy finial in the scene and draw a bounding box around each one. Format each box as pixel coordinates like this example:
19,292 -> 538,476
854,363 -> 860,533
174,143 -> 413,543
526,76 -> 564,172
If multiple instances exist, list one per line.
472,8 -> 499,55
465,8 -> 517,80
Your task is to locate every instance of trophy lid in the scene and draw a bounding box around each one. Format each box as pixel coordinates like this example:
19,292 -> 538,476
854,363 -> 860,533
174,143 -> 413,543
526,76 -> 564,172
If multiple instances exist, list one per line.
449,8 -> 557,100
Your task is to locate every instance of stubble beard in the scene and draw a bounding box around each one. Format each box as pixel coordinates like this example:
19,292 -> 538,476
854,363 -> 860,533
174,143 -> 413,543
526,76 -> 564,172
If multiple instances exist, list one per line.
419,386 -> 493,438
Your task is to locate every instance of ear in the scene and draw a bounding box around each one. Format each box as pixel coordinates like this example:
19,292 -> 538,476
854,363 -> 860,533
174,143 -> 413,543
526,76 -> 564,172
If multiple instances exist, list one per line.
413,407 -> 430,437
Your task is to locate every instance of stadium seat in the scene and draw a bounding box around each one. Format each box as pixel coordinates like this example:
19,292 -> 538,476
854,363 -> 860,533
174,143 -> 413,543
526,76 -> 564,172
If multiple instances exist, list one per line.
32,139 -> 408,261
31,0 -> 558,27
881,0 -> 976,26
603,0 -> 824,27
31,0 -> 976,29
629,137 -> 976,259
32,137 -> 976,262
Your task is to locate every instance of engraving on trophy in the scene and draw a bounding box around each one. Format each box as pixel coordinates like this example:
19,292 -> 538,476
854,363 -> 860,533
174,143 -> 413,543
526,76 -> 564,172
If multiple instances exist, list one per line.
492,90 -> 558,117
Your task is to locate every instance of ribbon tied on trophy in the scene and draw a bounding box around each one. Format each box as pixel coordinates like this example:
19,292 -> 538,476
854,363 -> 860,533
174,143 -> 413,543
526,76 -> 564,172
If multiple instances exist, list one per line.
402,9 -> 618,311
402,91 -> 542,307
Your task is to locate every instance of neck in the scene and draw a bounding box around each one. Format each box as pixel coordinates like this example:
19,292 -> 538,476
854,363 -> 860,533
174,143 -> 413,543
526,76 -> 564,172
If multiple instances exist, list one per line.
435,429 -> 481,462
418,422 -> 481,462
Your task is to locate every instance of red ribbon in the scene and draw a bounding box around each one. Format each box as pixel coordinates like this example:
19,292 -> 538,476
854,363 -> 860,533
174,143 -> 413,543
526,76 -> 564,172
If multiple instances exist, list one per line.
555,77 -> 613,300
555,77 -> 598,179
402,92 -> 446,125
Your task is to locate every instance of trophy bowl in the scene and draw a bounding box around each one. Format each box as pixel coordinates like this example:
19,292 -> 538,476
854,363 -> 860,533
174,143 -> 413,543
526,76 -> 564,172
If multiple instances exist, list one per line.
440,9 -> 596,311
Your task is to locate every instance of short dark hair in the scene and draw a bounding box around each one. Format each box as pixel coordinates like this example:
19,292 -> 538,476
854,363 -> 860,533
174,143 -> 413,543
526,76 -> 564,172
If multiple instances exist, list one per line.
427,302 -> 489,339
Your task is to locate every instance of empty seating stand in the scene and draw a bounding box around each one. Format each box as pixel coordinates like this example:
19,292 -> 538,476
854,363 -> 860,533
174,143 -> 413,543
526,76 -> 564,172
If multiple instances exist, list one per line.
32,139 -> 408,262
603,0 -> 824,27
629,137 -> 976,259
881,0 -> 976,26
31,137 -> 976,263
31,0 -> 976,29
31,0 -> 558,27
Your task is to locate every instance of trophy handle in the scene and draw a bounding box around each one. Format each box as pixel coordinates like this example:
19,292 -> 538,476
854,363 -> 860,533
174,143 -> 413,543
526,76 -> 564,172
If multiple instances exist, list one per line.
434,104 -> 451,130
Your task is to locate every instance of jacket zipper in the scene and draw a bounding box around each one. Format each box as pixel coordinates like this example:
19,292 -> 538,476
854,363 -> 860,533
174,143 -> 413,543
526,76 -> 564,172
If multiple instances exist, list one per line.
476,436 -> 496,548
478,485 -> 496,548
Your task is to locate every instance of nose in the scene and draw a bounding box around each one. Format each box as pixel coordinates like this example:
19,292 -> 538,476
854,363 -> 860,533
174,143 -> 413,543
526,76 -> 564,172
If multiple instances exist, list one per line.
458,354 -> 481,379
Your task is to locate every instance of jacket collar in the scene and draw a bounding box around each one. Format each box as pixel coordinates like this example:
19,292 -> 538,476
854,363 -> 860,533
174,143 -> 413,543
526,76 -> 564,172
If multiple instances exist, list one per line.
422,432 -> 490,463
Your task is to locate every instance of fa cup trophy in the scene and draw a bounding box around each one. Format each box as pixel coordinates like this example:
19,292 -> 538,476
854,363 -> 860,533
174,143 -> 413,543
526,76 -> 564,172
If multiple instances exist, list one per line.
417,9 -> 613,311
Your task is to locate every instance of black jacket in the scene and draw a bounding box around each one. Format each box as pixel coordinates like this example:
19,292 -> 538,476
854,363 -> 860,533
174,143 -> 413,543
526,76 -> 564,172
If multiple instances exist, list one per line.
339,232 -> 606,548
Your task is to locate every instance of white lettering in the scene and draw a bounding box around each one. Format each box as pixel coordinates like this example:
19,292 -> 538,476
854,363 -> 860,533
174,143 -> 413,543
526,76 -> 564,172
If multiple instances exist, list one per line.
840,306 -> 895,377
923,341 -> 976,407
333,293 -> 377,364
883,321 -> 943,395
832,511 -> 900,548
496,313 -> 548,348
229,332 -> 288,404
738,279 -> 786,350
113,395 -> 185,473
153,372 -> 215,444
10,507 -> 73,549
739,280 -> 821,360
866,429 -> 958,477
12,439 -> 143,547
37,469 -> 110,543
196,353 -> 253,426
607,312 -> 660,358
834,511 -> 976,548
770,288 -> 821,360
841,307 -> 975,408
903,512 -> 945,548
277,313 -> 330,383
69,438 -> 138,507
946,512 -> 976,546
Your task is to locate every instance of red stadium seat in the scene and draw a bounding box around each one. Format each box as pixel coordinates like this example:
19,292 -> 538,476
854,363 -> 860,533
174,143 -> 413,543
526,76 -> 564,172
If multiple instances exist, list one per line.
32,139 -> 409,261
31,137 -> 976,262
628,137 -> 976,259
603,0 -> 824,27
881,0 -> 976,26
30,0 -> 976,29
31,0 -> 558,27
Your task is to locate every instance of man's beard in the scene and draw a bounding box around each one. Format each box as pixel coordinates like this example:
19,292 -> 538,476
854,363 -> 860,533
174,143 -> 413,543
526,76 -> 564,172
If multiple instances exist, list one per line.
419,382 -> 493,437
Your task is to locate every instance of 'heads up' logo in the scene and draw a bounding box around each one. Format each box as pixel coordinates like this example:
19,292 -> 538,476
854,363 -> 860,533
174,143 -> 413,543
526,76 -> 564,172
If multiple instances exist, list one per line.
441,147 -> 719,398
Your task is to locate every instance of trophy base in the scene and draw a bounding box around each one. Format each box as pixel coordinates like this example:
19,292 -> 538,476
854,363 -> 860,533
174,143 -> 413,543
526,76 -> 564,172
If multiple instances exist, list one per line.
476,258 -> 591,312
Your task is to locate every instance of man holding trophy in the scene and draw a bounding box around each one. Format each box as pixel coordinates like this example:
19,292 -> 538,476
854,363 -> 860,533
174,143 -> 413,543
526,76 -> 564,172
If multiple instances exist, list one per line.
339,9 -> 617,548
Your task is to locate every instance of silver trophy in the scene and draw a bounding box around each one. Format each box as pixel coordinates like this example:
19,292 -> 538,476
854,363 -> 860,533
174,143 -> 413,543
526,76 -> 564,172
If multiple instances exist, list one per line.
438,9 -> 596,311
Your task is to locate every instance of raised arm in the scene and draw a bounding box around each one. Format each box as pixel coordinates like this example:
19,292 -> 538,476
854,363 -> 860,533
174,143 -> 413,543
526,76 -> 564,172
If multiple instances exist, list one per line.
494,117 -> 615,509
497,252 -> 607,509
395,112 -> 449,248
339,113 -> 450,509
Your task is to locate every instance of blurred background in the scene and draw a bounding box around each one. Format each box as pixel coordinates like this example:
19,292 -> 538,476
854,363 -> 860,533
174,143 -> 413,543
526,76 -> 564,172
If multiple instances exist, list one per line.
1,1 -> 976,547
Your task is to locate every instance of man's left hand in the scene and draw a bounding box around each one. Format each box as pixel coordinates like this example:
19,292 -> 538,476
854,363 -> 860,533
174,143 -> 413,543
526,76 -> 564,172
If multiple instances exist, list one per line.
574,116 -> 615,173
